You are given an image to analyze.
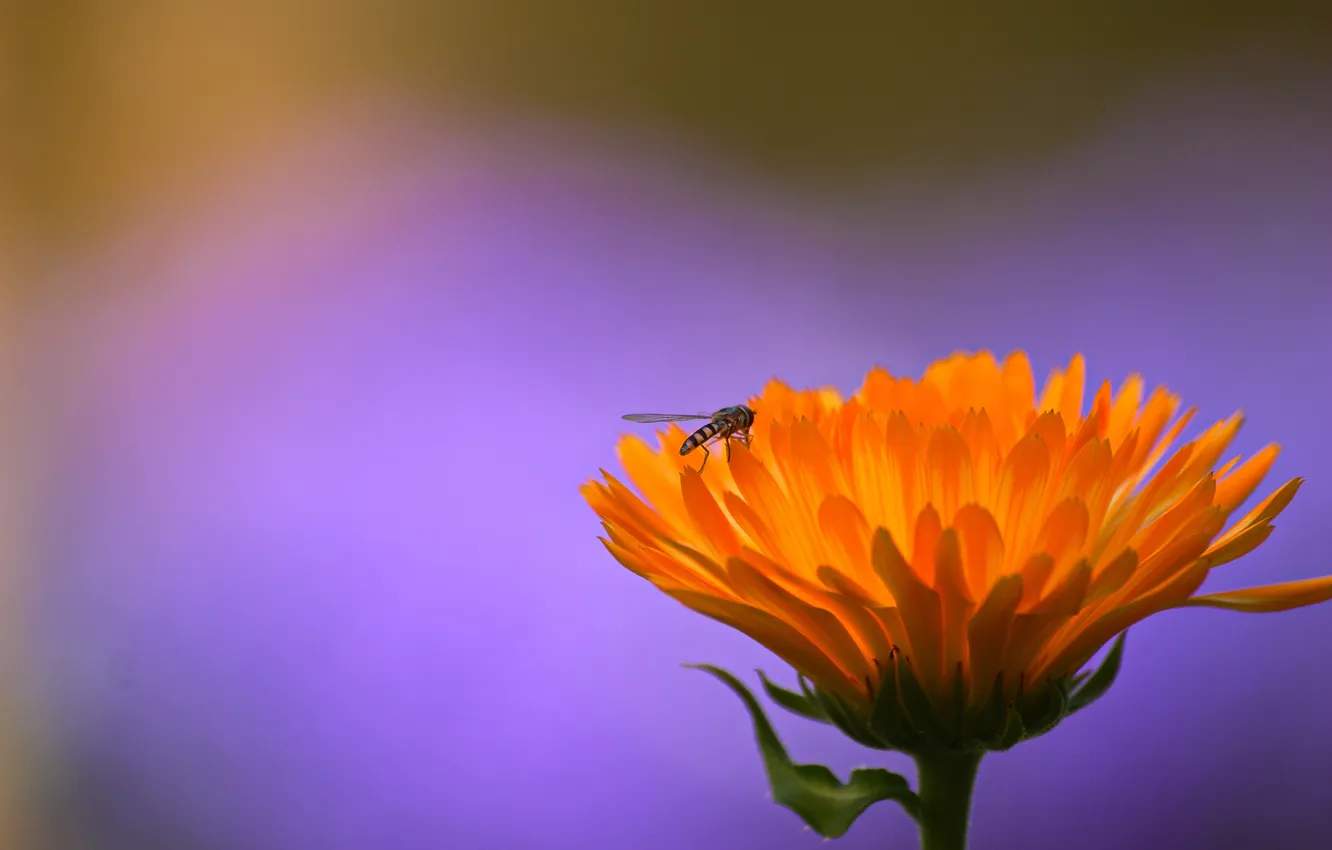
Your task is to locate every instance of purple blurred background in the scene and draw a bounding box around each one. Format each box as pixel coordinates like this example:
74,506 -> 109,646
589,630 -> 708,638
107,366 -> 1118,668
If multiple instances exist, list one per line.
7,8 -> 1332,850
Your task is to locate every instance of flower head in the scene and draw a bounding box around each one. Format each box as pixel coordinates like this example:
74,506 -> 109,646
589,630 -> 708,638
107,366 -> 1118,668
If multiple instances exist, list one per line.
583,351 -> 1332,753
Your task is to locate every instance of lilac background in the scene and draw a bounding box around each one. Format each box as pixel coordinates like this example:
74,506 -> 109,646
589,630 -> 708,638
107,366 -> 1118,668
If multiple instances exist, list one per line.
26,66 -> 1332,849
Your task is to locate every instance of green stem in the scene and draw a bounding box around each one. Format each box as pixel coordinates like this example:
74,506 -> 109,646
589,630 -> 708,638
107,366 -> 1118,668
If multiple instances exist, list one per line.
913,751 -> 983,850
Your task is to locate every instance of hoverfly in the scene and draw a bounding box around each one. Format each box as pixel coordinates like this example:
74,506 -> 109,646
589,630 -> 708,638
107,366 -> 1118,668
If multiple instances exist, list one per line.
621,405 -> 756,473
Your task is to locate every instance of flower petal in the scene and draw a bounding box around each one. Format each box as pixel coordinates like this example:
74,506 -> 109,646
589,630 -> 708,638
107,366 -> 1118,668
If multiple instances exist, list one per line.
1106,375 -> 1144,451
1214,444 -> 1281,513
726,557 -> 872,686
1180,577 -> 1332,612
932,529 -> 975,681
681,468 -> 742,558
1209,478 -> 1302,552
953,503 -> 1005,596
817,495 -> 887,600
1037,558 -> 1210,680
925,427 -> 973,522
666,589 -> 860,701
871,528 -> 944,692
618,434 -> 690,532
966,574 -> 1024,700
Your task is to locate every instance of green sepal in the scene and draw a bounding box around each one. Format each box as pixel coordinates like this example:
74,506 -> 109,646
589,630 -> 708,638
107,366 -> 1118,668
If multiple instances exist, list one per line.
993,702 -> 1026,750
974,672 -> 1007,741
689,664 -> 920,837
812,687 -> 890,750
949,662 -> 968,732
1021,678 -> 1070,739
868,654 -> 922,752
757,669 -> 830,724
798,673 -> 820,705
1068,631 -> 1127,715
895,656 -> 945,742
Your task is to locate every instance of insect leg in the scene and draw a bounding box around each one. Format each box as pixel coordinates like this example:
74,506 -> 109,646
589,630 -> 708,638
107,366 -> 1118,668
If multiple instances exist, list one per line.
695,443 -> 711,473
724,434 -> 733,462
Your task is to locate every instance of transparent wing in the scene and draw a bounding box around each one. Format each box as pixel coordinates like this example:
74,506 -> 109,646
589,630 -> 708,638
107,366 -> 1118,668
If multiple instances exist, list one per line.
621,412 -> 713,423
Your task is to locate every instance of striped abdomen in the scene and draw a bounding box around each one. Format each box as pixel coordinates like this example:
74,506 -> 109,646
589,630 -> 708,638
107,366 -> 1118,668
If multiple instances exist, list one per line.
679,421 -> 725,456
679,406 -> 753,456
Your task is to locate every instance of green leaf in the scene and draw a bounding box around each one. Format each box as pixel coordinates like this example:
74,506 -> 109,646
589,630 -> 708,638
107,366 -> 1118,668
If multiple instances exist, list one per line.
1068,631 -> 1127,715
688,664 -> 920,836
757,670 -> 830,724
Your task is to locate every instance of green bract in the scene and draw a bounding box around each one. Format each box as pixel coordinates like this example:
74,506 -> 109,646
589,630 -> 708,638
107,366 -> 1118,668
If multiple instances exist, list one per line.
692,632 -> 1127,839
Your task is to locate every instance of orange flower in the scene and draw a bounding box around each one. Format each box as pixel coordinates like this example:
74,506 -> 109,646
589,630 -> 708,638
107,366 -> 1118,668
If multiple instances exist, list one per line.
582,351 -> 1332,726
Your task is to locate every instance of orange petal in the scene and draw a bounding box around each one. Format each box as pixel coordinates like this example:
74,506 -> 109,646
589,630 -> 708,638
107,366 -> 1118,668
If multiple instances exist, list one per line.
582,480 -> 656,547
723,491 -> 783,562
1123,509 -> 1226,600
932,529 -> 975,678
883,413 -> 922,539
1203,524 -> 1274,568
1214,445 -> 1281,513
817,495 -> 886,600
925,426 -> 974,521
820,593 -> 897,681
1057,354 -> 1087,427
1107,375 -> 1144,450
680,469 -> 741,558
1131,403 -> 1196,488
953,504 -> 1005,596
730,445 -> 823,573
959,408 -> 1001,507
1180,577 -> 1332,613
1032,498 -> 1091,584
1060,436 -> 1114,507
666,588 -> 861,701
997,351 -> 1036,450
1105,428 -> 1142,496
601,471 -> 680,541
994,433 -> 1052,572
1210,478 -> 1303,551
1064,382 -> 1109,460
1098,443 -> 1198,559
599,536 -> 652,579
635,538 -> 732,593
1031,559 -> 1091,617
966,574 -> 1024,698
855,366 -> 897,412
788,418 -> 845,501
1086,548 -> 1139,604
1180,414 -> 1245,486
1132,475 -> 1217,560
871,528 -> 944,691
726,557 -> 872,683
816,565 -> 876,601
1027,411 -> 1068,464
1017,553 -> 1056,610
868,605 -> 912,658
1040,558 -> 1210,679
618,436 -> 689,531
912,504 -> 944,587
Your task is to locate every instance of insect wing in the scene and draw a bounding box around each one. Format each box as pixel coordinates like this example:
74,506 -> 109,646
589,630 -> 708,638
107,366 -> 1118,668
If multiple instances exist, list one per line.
621,412 -> 713,423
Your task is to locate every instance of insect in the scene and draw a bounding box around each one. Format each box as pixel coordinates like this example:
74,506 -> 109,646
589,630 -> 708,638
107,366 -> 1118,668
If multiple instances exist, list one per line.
622,405 -> 756,473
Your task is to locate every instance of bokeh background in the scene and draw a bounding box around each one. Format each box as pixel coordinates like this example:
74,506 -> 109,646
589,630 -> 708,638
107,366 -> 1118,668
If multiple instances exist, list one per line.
4,4 -> 1332,849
